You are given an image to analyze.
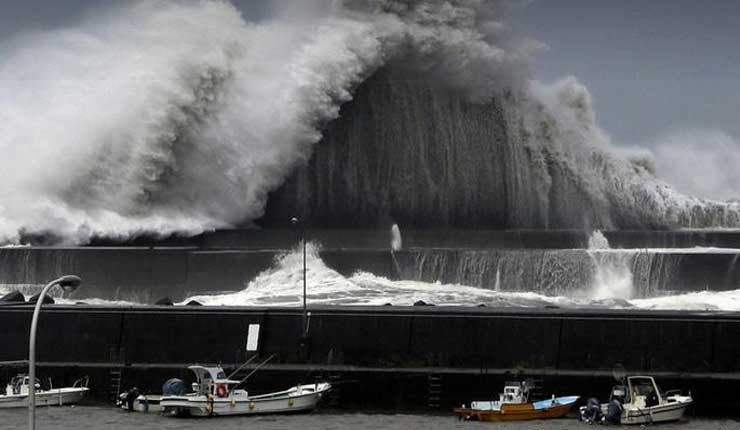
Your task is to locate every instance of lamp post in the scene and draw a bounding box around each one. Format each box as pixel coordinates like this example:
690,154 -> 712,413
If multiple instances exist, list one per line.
28,275 -> 82,430
290,217 -> 307,337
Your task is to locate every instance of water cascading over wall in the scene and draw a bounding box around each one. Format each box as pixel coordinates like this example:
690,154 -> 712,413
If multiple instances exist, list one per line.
395,248 -> 689,298
261,66 -> 601,229
260,65 -> 740,231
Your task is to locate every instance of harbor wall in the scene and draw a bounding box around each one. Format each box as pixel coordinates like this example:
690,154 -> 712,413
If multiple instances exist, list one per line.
0,248 -> 395,302
2,246 -> 740,301
1,305 -> 739,413
84,228 -> 740,250
5,305 -> 738,371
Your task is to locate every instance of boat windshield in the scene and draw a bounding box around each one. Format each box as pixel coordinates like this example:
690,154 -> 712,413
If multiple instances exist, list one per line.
629,377 -> 661,406
10,376 -> 23,394
631,379 -> 656,396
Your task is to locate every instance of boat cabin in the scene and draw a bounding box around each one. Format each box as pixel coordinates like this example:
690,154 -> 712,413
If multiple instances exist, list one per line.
500,382 -> 529,404
188,366 -> 242,397
5,374 -> 39,396
626,376 -> 661,408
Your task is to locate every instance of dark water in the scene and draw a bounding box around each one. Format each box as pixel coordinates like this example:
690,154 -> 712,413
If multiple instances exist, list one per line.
4,407 -> 738,430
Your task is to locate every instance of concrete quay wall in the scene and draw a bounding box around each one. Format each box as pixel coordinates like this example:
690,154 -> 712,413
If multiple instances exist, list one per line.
1,305 -> 739,413
3,247 -> 740,302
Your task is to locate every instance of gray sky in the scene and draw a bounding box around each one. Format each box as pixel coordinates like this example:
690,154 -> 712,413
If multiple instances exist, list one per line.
515,0 -> 740,145
3,0 -> 737,145
2,0 -> 739,197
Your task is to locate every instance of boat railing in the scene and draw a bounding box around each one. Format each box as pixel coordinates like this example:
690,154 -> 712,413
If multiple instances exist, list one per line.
72,375 -> 90,388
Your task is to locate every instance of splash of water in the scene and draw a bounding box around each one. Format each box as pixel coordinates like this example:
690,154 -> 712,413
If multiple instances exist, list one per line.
586,230 -> 634,300
0,0 -> 530,244
2,243 -> 737,311
185,242 -> 571,307
390,223 -> 402,252
181,244 -> 740,311
587,230 -> 610,249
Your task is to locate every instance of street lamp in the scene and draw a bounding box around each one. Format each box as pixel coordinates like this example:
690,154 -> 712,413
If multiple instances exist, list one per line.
28,275 -> 82,430
290,217 -> 307,337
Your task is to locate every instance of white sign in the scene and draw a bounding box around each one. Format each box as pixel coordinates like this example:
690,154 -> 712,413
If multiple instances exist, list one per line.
246,324 -> 260,351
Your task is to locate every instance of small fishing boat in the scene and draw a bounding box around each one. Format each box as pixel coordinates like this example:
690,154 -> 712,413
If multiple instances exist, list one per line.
580,375 -> 692,425
0,374 -> 89,408
159,365 -> 330,417
454,381 -> 579,421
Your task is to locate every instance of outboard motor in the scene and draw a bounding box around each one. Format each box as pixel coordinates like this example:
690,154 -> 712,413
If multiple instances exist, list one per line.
162,378 -> 187,396
120,387 -> 140,412
580,397 -> 603,423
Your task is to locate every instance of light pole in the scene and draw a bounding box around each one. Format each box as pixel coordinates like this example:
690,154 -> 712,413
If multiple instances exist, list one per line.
290,217 -> 307,337
28,275 -> 82,430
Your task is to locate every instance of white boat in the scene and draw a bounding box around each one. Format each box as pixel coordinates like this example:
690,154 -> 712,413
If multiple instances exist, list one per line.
159,365 -> 331,417
118,388 -> 163,413
0,374 -> 89,408
580,375 -> 692,425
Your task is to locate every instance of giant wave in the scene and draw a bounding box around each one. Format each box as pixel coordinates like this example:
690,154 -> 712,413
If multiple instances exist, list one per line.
1,0 -> 739,244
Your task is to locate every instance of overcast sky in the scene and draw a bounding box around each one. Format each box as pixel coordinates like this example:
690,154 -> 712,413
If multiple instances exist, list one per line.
516,0 -> 740,146
2,0 -> 739,197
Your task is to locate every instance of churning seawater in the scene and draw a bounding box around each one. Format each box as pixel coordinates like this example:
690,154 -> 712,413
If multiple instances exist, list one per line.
3,407 -> 738,430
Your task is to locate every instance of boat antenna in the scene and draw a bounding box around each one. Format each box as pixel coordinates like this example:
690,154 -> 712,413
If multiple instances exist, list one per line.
226,354 -> 259,380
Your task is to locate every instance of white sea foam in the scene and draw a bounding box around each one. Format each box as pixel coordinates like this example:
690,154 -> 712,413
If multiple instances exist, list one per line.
630,290 -> 740,312
5,245 -> 740,311
185,243 -> 579,307
177,243 -> 740,311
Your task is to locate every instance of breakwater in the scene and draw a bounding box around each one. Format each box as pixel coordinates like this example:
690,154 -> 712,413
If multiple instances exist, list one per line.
82,228 -> 740,250
1,305 -> 739,413
4,229 -> 740,302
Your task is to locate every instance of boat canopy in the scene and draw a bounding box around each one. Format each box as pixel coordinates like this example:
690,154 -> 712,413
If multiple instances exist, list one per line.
187,366 -> 240,385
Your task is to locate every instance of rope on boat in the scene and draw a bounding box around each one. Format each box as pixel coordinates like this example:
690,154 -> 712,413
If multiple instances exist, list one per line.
226,355 -> 258,380
228,354 -> 277,395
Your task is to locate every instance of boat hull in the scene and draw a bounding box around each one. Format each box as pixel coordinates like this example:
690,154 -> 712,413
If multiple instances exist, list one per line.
454,397 -> 578,422
0,388 -> 89,409
620,400 -> 691,425
119,395 -> 163,413
161,384 -> 329,417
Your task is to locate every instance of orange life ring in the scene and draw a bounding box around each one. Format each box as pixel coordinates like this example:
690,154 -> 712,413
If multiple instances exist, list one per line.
215,383 -> 228,398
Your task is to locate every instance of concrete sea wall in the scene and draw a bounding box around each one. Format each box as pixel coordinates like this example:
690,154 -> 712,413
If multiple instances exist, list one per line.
2,243 -> 740,301
1,305 -> 738,413
0,237 -> 740,304
84,228 -> 740,250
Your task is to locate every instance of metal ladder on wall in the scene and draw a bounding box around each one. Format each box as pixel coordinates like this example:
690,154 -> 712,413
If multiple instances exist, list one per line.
108,368 -> 123,402
107,346 -> 125,402
427,374 -> 443,409
324,374 -> 341,407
